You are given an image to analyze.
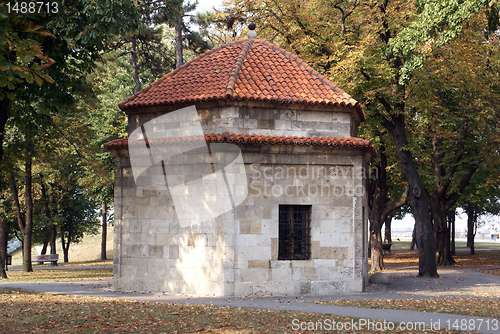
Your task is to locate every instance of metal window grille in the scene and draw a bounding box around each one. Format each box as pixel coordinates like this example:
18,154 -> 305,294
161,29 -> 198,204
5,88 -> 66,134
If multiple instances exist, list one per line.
278,205 -> 311,260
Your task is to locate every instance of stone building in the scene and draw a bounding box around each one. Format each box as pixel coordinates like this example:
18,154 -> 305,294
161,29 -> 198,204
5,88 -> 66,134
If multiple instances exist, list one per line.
105,36 -> 376,297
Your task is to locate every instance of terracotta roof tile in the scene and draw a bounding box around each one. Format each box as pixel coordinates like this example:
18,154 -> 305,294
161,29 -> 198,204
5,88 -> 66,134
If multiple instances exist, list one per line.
104,132 -> 376,157
119,39 -> 364,121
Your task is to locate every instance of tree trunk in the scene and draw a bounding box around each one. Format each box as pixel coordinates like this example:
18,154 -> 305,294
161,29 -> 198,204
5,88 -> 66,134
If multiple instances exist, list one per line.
386,115 -> 438,277
101,202 -> 107,260
39,235 -> 49,265
410,223 -> 417,250
368,151 -> 388,272
23,137 -> 34,272
448,209 -> 456,256
434,205 -> 455,265
131,35 -> 141,93
369,223 -> 385,272
39,174 -> 55,264
0,95 -> 9,164
175,9 -> 184,68
466,204 -> 475,255
50,225 -> 57,254
0,219 -> 7,278
384,216 -> 392,243
60,230 -> 70,263
22,228 -> 33,272
368,146 -> 409,272
41,237 -> 49,255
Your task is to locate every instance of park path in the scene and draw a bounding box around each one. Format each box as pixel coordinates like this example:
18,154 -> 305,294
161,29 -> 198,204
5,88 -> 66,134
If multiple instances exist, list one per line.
1,266 -> 499,333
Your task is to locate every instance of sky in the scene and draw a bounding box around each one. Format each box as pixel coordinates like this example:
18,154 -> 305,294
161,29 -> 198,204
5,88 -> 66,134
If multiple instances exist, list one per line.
195,0 -> 225,13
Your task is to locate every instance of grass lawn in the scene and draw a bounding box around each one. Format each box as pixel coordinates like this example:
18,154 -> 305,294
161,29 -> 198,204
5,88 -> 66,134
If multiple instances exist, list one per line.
316,250 -> 500,318
383,249 -> 500,269
389,238 -> 500,250
9,228 -> 114,267
315,298 -> 500,319
0,288 -> 464,334
480,268 -> 500,276
3,267 -> 112,282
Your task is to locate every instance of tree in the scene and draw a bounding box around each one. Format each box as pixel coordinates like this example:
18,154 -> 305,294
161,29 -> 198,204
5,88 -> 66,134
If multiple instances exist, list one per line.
0,3 -> 55,165
363,124 -> 408,271
459,162 -> 500,254
406,12 -> 500,265
368,146 -> 408,271
0,0 -> 140,271
59,184 -> 99,263
80,54 -> 133,260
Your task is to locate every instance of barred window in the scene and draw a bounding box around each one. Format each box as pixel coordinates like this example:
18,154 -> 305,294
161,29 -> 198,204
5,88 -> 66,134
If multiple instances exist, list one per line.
278,205 -> 311,260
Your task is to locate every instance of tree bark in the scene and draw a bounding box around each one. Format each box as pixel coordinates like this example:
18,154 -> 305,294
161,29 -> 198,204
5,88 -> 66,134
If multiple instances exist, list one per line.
23,137 -> 34,272
175,8 -> 184,68
0,95 -> 9,164
448,209 -> 456,256
368,151 -> 388,272
9,167 -> 33,272
50,225 -> 57,255
131,35 -> 141,93
61,229 -> 70,263
0,219 -> 7,278
466,204 -> 476,255
410,223 -> 417,250
101,202 -> 107,260
368,148 -> 408,272
41,237 -> 48,255
40,177 -> 57,265
433,206 -> 455,265
384,216 -> 392,243
369,225 -> 384,271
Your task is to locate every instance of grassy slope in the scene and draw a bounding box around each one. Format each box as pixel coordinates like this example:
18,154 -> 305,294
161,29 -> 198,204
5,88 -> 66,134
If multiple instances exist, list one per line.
389,238 -> 500,250
9,227 -> 114,267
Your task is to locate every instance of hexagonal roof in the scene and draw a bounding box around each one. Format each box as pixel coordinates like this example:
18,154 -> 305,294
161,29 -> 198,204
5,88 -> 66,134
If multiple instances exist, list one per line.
119,38 -> 364,121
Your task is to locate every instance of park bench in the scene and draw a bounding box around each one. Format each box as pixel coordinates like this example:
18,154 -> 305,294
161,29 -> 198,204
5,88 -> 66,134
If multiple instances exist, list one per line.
32,254 -> 59,266
382,243 -> 392,254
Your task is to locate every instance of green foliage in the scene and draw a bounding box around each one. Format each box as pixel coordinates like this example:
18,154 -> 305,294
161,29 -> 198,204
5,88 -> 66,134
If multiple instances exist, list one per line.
0,4 -> 55,101
390,0 -> 498,83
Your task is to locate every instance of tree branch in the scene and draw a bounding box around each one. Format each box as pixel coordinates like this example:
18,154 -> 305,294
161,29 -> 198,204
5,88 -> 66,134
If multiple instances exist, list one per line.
446,162 -> 480,210
381,184 -> 409,222
9,172 -> 26,233
439,128 -> 468,196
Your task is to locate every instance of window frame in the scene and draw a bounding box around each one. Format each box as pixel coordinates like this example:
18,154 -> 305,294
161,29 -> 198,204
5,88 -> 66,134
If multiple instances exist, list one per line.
278,205 -> 312,260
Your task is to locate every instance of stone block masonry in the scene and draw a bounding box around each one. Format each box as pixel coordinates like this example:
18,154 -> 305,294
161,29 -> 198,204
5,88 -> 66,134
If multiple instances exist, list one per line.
111,138 -> 369,296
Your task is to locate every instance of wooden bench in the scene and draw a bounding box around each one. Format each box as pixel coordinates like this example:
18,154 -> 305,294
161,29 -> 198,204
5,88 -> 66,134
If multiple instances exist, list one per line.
32,254 -> 59,266
382,243 -> 392,254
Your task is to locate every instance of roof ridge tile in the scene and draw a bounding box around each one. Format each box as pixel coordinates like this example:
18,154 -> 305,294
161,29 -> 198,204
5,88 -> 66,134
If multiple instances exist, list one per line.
225,39 -> 254,98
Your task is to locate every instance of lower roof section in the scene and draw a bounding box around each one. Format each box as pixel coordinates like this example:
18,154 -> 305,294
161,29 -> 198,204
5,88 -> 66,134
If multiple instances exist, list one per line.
104,131 -> 376,157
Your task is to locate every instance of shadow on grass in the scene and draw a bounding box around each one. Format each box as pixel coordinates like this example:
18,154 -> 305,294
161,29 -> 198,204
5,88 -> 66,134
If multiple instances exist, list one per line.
3,268 -> 112,282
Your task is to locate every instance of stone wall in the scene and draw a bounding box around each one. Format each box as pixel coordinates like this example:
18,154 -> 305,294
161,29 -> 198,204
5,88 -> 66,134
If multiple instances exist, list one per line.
126,103 -> 359,139
111,143 -> 369,296
232,145 -> 368,296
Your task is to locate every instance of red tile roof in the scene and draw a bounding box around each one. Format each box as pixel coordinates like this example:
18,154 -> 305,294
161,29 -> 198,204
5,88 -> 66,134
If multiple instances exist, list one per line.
104,132 -> 376,157
119,39 -> 364,121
